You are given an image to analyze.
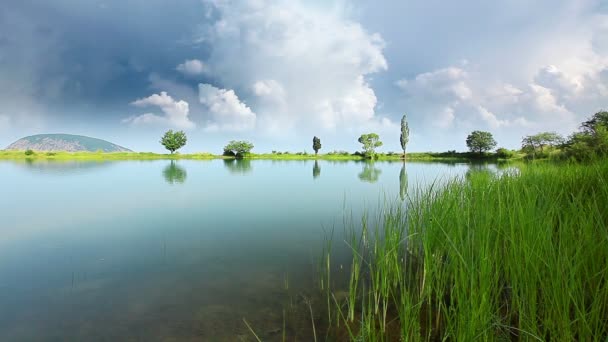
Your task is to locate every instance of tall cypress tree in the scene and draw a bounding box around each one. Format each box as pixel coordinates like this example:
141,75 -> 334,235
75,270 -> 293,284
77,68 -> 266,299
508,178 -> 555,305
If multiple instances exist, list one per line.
400,114 -> 410,158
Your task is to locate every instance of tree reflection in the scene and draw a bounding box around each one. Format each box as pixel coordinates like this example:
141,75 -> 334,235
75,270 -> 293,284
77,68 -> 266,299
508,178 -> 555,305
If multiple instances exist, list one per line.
313,160 -> 321,179
223,158 -> 252,174
465,163 -> 494,181
399,162 -> 408,201
163,160 -> 187,185
358,162 -> 382,183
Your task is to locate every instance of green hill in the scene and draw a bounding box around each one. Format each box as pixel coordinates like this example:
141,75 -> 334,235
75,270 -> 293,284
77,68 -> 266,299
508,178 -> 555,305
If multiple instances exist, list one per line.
5,134 -> 132,152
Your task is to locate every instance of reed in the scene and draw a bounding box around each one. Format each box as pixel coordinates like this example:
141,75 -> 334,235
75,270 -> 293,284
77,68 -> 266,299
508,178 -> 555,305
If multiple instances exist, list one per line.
322,160 -> 608,340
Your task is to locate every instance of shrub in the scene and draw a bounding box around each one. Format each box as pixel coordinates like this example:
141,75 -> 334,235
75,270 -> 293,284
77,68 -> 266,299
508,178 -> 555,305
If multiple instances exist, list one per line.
24,149 -> 35,156
496,147 -> 514,159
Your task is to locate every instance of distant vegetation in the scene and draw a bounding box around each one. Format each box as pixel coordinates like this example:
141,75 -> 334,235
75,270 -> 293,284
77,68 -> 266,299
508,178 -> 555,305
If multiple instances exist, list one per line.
223,140 -> 254,158
5,110 -> 608,163
400,114 -> 410,157
160,130 -> 187,154
312,136 -> 322,155
466,130 -> 497,154
358,133 -> 383,158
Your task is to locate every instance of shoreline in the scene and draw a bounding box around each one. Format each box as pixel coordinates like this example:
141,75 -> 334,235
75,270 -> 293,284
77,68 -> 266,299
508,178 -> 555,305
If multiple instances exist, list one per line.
0,150 -> 518,162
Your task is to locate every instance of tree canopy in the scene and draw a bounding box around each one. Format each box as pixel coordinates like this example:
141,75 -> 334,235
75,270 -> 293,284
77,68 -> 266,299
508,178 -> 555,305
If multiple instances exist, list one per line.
400,114 -> 410,156
223,140 -> 254,157
313,136 -> 322,155
358,133 -> 383,156
522,132 -> 564,153
466,131 -> 496,154
564,110 -> 608,160
160,130 -> 187,154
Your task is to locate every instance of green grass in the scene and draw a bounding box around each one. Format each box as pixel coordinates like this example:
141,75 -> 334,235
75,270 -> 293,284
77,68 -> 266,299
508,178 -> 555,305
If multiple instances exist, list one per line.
322,160 -> 608,341
0,150 -> 217,160
1,150 -> 515,162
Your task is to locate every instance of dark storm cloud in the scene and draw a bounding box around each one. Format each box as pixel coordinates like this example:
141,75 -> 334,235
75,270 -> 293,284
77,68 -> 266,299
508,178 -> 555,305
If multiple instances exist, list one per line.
0,0 -> 211,116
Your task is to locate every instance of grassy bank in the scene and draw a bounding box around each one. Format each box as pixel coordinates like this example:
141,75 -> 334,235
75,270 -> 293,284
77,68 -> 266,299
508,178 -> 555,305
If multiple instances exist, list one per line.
0,150 -> 218,160
1,150 -> 517,162
321,160 -> 608,340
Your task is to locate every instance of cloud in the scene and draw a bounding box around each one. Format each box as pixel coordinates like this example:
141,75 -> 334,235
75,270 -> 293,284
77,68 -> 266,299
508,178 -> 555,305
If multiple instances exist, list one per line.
195,0 -> 391,134
176,59 -> 208,76
397,67 -> 472,102
199,84 -> 256,131
396,63 -> 576,131
124,91 -> 195,129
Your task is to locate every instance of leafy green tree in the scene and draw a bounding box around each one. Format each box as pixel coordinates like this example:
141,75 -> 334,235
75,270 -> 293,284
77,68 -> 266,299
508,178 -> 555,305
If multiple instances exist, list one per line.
223,140 -> 254,158
312,136 -> 322,155
466,131 -> 496,154
400,114 -> 410,157
163,161 -> 187,184
358,133 -> 383,157
564,110 -> 608,160
581,110 -> 608,135
160,130 -> 187,154
522,132 -> 564,153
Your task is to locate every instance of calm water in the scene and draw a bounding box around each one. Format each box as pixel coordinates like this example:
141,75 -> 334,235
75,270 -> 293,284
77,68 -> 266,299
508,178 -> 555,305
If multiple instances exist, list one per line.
0,159 -> 498,341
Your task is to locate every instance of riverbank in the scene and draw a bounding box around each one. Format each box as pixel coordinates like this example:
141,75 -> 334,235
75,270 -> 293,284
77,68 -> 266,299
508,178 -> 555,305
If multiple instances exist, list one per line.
0,150 -> 520,162
320,159 -> 608,340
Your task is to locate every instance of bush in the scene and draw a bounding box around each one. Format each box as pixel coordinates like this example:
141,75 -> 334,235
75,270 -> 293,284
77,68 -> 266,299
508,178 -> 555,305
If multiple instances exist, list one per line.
24,149 -> 35,156
496,147 -> 514,159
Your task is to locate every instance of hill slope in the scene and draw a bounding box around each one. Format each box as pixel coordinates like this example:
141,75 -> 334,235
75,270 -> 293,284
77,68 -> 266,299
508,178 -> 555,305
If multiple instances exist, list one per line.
5,134 -> 132,152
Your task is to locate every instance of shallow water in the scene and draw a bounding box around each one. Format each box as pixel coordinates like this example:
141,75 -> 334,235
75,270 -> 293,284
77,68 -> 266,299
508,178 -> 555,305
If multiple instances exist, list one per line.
0,159 -> 498,341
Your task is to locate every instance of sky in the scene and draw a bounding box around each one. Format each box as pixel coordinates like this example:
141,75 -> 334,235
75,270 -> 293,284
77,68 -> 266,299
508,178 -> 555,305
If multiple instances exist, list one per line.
0,0 -> 607,153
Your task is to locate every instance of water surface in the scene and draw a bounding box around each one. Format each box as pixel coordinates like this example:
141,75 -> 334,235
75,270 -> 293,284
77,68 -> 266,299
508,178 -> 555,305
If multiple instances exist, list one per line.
0,159 -> 497,341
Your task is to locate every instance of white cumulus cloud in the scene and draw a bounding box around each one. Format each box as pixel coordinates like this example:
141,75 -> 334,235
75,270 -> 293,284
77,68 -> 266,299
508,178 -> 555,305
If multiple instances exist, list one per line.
124,92 -> 195,129
199,84 -> 256,131
176,59 -> 208,76
196,0 -> 392,134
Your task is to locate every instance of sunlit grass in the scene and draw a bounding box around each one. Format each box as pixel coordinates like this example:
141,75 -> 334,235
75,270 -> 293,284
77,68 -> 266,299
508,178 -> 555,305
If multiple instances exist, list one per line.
1,149 -> 517,162
322,160 -> 608,340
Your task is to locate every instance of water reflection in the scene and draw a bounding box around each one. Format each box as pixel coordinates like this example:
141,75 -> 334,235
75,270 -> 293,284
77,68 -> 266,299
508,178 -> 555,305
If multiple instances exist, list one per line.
163,161 -> 187,185
399,163 -> 408,201
223,158 -> 252,174
16,159 -> 112,175
313,160 -> 321,179
358,162 -> 382,183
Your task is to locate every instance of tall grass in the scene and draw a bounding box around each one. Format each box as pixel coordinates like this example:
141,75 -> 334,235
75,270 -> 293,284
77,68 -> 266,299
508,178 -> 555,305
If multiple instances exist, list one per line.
323,160 -> 608,340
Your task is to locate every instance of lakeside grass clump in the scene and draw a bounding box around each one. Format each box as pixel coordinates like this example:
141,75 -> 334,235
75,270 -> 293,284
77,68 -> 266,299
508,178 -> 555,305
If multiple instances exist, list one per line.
322,160 -> 608,341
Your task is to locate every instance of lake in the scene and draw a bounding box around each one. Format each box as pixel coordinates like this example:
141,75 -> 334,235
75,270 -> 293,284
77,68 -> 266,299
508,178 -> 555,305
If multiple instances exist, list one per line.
0,159 -> 499,341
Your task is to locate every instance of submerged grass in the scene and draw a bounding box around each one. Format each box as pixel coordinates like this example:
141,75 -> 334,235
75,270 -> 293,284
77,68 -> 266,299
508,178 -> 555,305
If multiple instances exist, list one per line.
322,160 -> 608,341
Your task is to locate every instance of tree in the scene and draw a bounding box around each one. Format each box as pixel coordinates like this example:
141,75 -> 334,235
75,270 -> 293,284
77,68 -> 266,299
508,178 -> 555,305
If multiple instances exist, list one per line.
223,140 -> 254,158
358,133 -> 383,157
522,132 -> 564,153
565,110 -> 608,159
312,136 -> 322,155
160,130 -> 187,154
400,114 -> 410,158
466,131 -> 496,154
581,110 -> 608,135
